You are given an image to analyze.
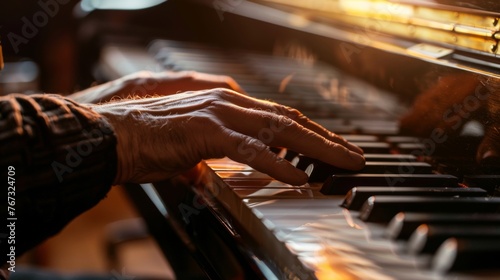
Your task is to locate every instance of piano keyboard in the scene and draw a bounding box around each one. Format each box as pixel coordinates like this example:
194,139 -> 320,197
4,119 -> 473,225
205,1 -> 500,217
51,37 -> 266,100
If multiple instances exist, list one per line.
204,147 -> 500,279
117,39 -> 500,279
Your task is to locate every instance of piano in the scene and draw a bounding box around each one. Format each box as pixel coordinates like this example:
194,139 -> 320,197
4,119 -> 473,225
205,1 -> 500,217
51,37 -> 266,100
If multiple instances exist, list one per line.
88,0 -> 500,279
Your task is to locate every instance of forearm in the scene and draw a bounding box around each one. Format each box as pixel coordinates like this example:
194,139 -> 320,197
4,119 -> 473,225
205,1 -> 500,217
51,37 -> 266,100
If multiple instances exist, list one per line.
69,76 -> 129,104
0,94 -> 117,264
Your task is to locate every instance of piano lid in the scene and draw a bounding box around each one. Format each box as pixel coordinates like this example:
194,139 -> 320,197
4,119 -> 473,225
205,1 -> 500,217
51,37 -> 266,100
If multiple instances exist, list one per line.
220,0 -> 500,77
256,0 -> 500,53
398,0 -> 500,14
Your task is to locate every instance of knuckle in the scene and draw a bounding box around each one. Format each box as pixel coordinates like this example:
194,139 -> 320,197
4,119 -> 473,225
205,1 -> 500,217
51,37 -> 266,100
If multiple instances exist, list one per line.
288,108 -> 309,124
205,99 -> 228,113
199,93 -> 224,109
268,114 -> 296,133
241,136 -> 267,151
286,106 -> 303,118
274,114 -> 294,126
294,127 -> 318,142
270,105 -> 311,128
330,133 -> 347,144
331,141 -> 350,154
215,87 -> 237,98
198,88 -> 233,102
274,104 -> 304,120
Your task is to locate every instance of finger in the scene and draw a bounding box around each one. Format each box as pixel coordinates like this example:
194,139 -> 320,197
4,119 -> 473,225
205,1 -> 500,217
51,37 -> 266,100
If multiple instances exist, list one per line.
211,89 -> 363,154
218,128 -> 309,185
217,105 -> 365,170
190,72 -> 246,94
117,88 -> 357,155
284,110 -> 364,154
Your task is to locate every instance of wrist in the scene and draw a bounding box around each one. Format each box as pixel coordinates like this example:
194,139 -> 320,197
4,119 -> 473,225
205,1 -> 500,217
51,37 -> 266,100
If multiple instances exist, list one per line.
92,104 -> 134,184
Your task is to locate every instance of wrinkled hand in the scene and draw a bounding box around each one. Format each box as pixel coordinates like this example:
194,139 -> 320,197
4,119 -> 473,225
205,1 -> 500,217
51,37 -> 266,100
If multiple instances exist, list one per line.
93,88 -> 365,185
70,70 -> 244,103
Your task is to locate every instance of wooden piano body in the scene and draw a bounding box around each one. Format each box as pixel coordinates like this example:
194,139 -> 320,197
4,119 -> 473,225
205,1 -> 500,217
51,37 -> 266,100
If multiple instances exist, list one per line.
85,0 -> 500,278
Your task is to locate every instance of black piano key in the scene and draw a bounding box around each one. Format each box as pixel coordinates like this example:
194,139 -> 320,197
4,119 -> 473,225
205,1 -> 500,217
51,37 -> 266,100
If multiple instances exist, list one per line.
434,162 -> 500,179
337,110 -> 394,121
476,164 -> 500,174
397,143 -> 427,154
386,212 -> 500,240
350,142 -> 391,153
294,155 -> 433,182
433,237 -> 500,273
463,175 -> 500,195
291,155 -> 314,170
408,224 -> 500,254
280,149 -> 299,161
349,120 -> 399,136
270,147 -> 282,154
342,187 -> 487,210
432,136 -> 483,158
436,163 -> 473,178
360,126 -> 399,136
360,162 -> 432,174
359,196 -> 500,223
294,153 -> 418,164
384,136 -> 421,144
339,134 -> 379,142
321,174 -> 459,195
324,125 -> 359,134
314,119 -> 356,134
364,154 -> 417,162
310,161 -> 433,182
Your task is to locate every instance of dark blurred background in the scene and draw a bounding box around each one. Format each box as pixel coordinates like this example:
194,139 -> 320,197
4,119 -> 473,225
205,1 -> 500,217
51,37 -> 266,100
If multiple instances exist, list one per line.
0,1 -> 185,278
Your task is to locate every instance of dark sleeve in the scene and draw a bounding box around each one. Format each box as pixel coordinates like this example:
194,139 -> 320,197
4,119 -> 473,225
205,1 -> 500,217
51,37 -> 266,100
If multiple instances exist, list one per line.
0,94 -> 118,265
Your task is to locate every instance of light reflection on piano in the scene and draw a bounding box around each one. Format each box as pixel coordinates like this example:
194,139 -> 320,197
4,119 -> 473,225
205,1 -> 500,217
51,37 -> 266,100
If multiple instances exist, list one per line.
89,0 -> 500,278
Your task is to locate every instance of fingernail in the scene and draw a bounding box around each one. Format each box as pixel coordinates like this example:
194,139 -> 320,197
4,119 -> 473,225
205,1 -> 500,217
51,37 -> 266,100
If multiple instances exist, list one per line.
291,168 -> 308,186
349,151 -> 366,169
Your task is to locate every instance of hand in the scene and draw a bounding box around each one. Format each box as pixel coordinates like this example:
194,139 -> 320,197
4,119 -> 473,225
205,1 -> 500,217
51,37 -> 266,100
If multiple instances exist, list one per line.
93,88 -> 365,186
70,70 -> 245,104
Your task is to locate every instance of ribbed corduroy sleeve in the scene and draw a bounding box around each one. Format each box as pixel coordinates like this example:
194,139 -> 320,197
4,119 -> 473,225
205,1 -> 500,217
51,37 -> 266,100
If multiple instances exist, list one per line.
0,94 -> 117,267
